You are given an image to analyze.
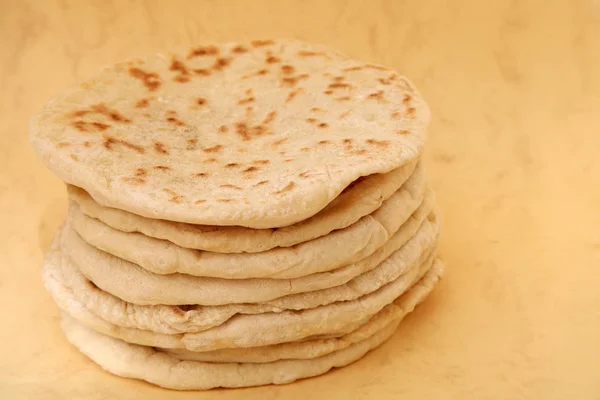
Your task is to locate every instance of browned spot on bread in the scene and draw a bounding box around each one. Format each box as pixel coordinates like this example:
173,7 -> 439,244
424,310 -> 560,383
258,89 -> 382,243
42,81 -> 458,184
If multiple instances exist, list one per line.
285,88 -> 302,103
402,94 -> 412,105
83,141 -> 91,148
263,111 -> 277,125
174,75 -> 190,83
153,141 -> 168,154
253,159 -> 270,165
310,107 -> 324,112
217,198 -> 234,203
300,147 -> 310,152
203,145 -> 223,153
203,157 -> 218,164
242,69 -> 269,79
238,96 -> 255,105
251,40 -> 275,47
298,171 -> 311,178
235,121 -> 270,141
367,90 -> 385,100
324,90 -> 333,95
406,107 -> 416,117
391,111 -> 401,119
282,74 -> 309,87
297,50 -> 328,57
328,82 -> 351,89
135,168 -> 147,177
122,177 -> 146,185
396,129 -> 409,135
218,125 -> 228,134
306,118 -> 317,124
243,166 -> 259,173
57,142 -> 70,148
194,172 -> 208,178
74,103 -> 131,123
169,58 -> 191,83
163,188 -> 183,203
129,67 -> 161,91
271,138 -> 287,146
366,139 -> 390,147
187,45 -> 219,59
353,149 -> 368,155
186,139 -> 198,149
153,165 -> 170,171
281,65 -> 295,75
254,180 -> 269,187
135,98 -> 152,108
231,44 -> 248,53
266,55 -> 281,64
378,75 -> 397,85
335,96 -> 351,101
103,136 -> 145,154
166,117 -> 186,126
343,138 -> 353,146
343,66 -> 363,72
225,163 -> 240,168
274,181 -> 297,194
318,122 -> 329,128
195,199 -> 206,204
212,57 -> 231,71
71,121 -> 110,132
193,68 -> 212,76
220,184 -> 242,190
318,140 -> 331,145
196,97 -> 207,106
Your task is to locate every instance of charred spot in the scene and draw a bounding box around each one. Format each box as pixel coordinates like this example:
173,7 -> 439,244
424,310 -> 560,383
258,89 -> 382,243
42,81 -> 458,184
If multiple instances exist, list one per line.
135,98 -> 151,108
318,123 -> 329,128
262,111 -> 277,125
318,140 -> 331,145
231,44 -> 248,54
166,117 -> 186,126
253,159 -> 270,165
366,139 -> 390,147
266,55 -> 281,64
217,198 -> 234,203
194,172 -> 208,178
274,181 -> 297,194
193,68 -> 212,76
212,57 -> 231,71
243,166 -> 259,173
56,142 -> 70,148
336,96 -> 352,101
254,180 -> 269,186
218,125 -> 228,134
122,177 -> 146,185
328,82 -> 351,89
129,67 -> 161,91
220,184 -> 242,189
238,96 -> 255,105
396,129 -> 409,135
203,157 -> 218,163
242,68 -> 269,79
203,144 -> 223,153
153,165 -> 170,171
103,136 -> 145,154
187,45 -> 219,59
135,168 -> 147,177
196,97 -> 207,106
271,138 -> 287,146
195,199 -> 207,204
251,40 -> 275,47
297,50 -> 327,57
285,89 -> 301,103
225,163 -> 240,168
280,65 -> 295,75
153,141 -> 168,154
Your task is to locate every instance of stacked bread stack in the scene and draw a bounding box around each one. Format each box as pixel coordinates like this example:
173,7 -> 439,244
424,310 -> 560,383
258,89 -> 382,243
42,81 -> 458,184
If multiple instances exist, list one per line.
30,40 -> 443,390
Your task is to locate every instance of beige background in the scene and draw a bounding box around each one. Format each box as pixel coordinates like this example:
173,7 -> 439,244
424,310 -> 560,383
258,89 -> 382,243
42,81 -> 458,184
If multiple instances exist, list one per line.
1,0 -> 599,398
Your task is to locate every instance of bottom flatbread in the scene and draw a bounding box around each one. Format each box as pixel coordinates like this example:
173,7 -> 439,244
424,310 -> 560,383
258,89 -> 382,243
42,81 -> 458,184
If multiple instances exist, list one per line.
60,260 -> 444,390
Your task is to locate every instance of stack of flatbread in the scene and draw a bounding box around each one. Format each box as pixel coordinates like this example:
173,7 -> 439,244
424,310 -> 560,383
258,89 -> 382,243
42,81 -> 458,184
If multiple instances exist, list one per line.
30,40 -> 443,390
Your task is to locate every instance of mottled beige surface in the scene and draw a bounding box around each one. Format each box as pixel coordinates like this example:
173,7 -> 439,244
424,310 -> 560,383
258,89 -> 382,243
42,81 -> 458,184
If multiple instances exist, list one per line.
1,0 -> 599,398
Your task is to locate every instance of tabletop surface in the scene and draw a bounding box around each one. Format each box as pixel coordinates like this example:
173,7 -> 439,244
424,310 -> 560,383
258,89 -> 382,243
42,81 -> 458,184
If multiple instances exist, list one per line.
1,0 -> 599,398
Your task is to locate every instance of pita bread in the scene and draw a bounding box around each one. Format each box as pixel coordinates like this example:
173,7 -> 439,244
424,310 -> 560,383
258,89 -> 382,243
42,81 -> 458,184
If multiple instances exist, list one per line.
47,243 -> 441,351
67,161 -> 417,253
164,260 -> 442,363
68,165 -> 426,279
59,263 -> 442,390
30,40 -> 429,228
60,313 -> 394,390
64,195 -> 436,306
44,216 -> 438,334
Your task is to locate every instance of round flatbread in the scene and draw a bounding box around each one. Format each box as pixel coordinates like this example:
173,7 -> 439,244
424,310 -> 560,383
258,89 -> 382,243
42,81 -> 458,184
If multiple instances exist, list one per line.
30,40 -> 429,228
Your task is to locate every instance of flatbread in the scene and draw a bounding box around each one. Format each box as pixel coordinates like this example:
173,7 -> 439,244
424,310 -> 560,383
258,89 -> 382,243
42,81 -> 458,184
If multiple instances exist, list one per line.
68,165 -> 426,279
46,245 -> 441,351
164,260 -> 442,362
59,262 -> 443,390
30,40 -> 429,228
61,313 -> 396,390
67,161 -> 417,253
44,218 -> 438,334
64,194 -> 436,306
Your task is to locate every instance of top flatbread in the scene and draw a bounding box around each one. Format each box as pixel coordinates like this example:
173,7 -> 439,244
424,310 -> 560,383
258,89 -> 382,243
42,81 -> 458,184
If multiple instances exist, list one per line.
30,40 -> 429,228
